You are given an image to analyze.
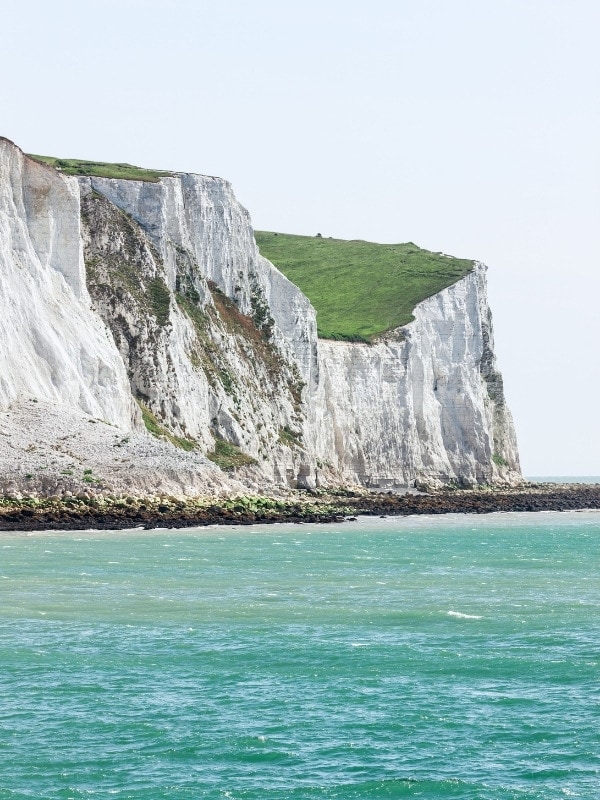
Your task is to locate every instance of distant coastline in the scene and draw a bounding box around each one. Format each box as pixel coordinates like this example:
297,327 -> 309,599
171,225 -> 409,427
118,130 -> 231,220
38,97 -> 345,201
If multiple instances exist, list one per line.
526,476 -> 600,484
1,484 -> 599,532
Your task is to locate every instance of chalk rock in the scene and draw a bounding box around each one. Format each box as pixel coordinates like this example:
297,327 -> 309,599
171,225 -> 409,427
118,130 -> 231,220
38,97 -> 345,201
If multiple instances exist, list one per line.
0,136 -> 520,495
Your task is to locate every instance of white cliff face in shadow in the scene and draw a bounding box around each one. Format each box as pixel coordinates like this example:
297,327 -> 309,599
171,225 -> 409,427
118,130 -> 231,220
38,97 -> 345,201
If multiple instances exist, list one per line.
0,137 -> 520,496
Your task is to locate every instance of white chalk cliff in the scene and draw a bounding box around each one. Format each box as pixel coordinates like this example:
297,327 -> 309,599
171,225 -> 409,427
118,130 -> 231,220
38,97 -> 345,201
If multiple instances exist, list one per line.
0,137 -> 520,496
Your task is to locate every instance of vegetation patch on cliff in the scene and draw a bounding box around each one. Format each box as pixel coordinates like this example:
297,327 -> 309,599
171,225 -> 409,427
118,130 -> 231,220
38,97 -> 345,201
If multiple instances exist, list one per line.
174,291 -> 234,396
279,426 -> 302,447
206,438 -> 257,471
138,402 -> 196,451
27,154 -> 173,183
207,281 -> 304,407
148,277 -> 171,326
255,232 -> 474,341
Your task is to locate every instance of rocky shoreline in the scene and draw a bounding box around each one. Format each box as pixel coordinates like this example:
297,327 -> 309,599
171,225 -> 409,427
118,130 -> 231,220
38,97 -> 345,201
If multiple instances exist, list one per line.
1,484 -> 598,532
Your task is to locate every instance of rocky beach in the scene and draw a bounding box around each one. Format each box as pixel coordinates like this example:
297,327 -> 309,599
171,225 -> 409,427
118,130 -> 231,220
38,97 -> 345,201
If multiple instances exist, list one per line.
1,484 -> 598,532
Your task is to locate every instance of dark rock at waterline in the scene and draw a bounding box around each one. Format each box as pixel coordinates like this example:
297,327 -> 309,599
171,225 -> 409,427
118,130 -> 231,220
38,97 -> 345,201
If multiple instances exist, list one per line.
0,485 -> 599,532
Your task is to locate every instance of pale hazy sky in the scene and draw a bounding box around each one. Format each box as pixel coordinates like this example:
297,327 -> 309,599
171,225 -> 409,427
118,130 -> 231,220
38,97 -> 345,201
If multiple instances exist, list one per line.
3,0 -> 599,475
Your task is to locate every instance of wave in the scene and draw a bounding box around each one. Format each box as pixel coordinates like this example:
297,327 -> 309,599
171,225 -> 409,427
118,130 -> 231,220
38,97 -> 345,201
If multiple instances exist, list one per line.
233,776 -> 519,799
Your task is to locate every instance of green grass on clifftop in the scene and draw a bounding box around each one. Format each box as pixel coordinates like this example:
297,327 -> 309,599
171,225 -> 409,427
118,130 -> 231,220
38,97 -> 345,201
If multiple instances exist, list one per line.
27,154 -> 173,183
255,232 -> 474,341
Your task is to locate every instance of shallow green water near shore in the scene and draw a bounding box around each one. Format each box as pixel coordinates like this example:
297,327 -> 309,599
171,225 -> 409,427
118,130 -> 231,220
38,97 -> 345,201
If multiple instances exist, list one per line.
1,512 -> 599,799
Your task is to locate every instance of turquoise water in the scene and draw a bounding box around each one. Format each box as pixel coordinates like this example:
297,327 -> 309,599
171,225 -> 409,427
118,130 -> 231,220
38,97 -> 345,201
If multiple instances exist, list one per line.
1,512 -> 599,799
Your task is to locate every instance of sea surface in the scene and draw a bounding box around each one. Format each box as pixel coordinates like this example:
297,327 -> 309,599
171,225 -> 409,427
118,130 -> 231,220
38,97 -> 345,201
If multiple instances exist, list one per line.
1,511 -> 599,799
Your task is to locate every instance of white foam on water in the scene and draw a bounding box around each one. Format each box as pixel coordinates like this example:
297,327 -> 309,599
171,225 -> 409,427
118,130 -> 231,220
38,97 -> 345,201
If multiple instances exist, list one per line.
447,610 -> 483,620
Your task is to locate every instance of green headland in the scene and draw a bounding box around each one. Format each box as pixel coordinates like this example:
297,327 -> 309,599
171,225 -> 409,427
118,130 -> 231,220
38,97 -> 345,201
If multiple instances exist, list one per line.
24,153 -> 474,341
255,232 -> 474,342
27,154 -> 173,183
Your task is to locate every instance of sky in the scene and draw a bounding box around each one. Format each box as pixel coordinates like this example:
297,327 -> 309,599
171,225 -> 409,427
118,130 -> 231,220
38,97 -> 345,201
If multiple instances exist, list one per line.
2,0 -> 599,475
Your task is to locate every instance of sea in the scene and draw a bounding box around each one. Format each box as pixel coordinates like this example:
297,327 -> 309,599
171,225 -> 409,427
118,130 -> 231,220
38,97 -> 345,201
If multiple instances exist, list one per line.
1,508 -> 599,799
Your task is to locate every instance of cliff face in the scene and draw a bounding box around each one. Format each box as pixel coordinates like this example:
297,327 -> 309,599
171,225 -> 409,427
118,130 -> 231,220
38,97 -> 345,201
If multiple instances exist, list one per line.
0,138 -> 136,427
0,137 -> 520,496
77,173 -> 316,488
311,268 -> 519,487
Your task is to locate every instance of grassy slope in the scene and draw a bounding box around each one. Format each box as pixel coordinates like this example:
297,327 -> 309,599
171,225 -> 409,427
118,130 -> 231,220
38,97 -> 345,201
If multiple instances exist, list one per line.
27,154 -> 173,183
24,153 -> 473,339
255,232 -> 474,341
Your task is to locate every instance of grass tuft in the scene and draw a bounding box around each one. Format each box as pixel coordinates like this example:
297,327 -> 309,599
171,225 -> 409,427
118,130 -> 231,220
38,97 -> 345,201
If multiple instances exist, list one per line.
140,403 -> 164,437
138,401 -> 196,451
279,426 -> 302,447
206,439 -> 257,471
